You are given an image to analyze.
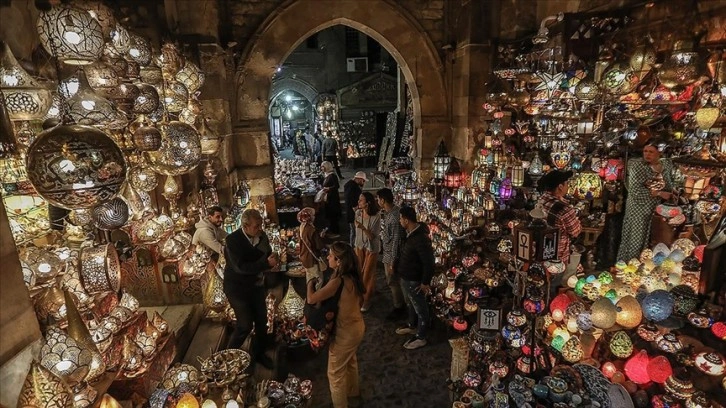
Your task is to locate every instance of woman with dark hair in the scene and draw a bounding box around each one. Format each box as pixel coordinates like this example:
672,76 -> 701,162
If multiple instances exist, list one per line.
321,161 -> 342,237
354,191 -> 381,312
617,140 -> 675,261
307,242 -> 365,408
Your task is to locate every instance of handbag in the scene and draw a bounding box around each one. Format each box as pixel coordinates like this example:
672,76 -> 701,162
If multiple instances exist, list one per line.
314,189 -> 327,203
303,271 -> 345,351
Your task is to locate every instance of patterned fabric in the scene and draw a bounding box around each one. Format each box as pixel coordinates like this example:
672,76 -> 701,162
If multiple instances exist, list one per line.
539,192 -> 582,264
381,205 -> 403,265
617,158 -> 675,262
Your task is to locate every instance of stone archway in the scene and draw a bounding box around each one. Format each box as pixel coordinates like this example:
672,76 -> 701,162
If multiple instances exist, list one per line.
230,0 -> 449,202
269,77 -> 319,105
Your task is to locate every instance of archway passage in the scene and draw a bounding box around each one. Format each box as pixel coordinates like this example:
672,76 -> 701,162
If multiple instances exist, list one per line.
232,0 -> 449,186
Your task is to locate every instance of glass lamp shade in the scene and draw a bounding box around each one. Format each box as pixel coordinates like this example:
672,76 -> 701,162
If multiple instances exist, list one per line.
601,63 -> 637,95
18,361 -> 74,408
569,172 -> 603,199
630,43 -> 657,76
609,331 -> 634,358
647,355 -> 673,384
144,121 -> 202,176
642,289 -> 675,322
434,141 -> 451,180
92,197 -> 128,230
695,106 -> 720,130
67,69 -> 127,129
590,297 -> 617,329
615,295 -> 642,329
694,352 -> 725,376
37,5 -> 104,65
128,165 -> 158,192
550,150 -> 571,170
655,333 -> 683,353
561,336 -> 584,363
1,42 -> 53,121
40,327 -> 93,385
574,76 -> 598,101
126,33 -> 152,66
133,84 -> 160,115
79,243 -> 121,294
624,350 -> 651,384
511,165 -> 525,187
176,61 -> 205,95
26,124 -> 126,210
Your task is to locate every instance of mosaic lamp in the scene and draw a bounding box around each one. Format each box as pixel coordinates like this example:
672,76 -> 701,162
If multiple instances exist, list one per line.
561,336 -> 584,363
615,295 -> 643,329
0,41 -> 53,121
642,290 -> 675,322
609,331 -> 634,358
694,352 -> 725,376
549,293 -> 571,322
624,350 -> 651,384
590,297 -> 617,329
647,355 -> 672,384
36,5 -> 104,65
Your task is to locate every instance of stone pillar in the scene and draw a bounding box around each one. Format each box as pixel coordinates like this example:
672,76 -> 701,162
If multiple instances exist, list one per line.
448,0 -> 496,169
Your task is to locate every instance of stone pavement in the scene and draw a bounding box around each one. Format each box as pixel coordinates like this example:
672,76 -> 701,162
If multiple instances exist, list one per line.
286,263 -> 453,408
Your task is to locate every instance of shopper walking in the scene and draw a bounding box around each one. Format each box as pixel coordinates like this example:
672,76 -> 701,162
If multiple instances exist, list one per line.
223,209 -> 280,368
321,161 -> 342,237
376,188 -> 406,320
306,242 -> 365,408
344,172 -> 366,244
354,192 -> 381,312
322,132 -> 344,179
394,206 -> 435,350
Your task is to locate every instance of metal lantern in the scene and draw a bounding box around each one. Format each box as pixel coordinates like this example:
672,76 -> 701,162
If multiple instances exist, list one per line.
17,361 -> 74,408
40,327 -> 93,385
0,42 -> 53,121
144,121 -> 202,176
529,154 -> 544,181
511,164 -> 525,187
133,84 -> 160,115
126,33 -> 152,66
197,117 -> 220,156
26,124 -> 126,209
514,204 -> 559,262
444,158 -> 463,188
434,141 -> 451,181
92,197 -> 129,230
37,5 -> 105,65
79,244 -> 121,294
176,61 -> 205,95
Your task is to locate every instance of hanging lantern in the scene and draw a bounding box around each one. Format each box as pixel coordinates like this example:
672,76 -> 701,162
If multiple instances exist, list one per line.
126,33 -> 152,66
26,124 -> 127,209
433,141 -> 451,181
176,61 -> 205,95
144,121 -> 202,176
498,177 -> 513,200
514,204 -> 559,262
17,361 -> 74,408
444,158 -> 463,188
0,42 -> 54,121
569,171 -> 603,199
659,39 -> 703,89
158,79 -> 189,113
511,164 -> 524,187
197,117 -> 220,155
36,5 -> 105,65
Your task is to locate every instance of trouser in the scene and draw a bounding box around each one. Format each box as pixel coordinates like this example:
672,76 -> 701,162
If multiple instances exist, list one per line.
400,279 -> 429,339
324,155 -> 343,178
384,263 -> 404,308
328,323 -> 364,408
349,223 -> 355,246
224,282 -> 271,358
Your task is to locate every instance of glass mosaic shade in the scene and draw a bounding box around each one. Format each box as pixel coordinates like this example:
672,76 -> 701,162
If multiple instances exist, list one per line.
26,124 -> 126,209
37,5 -> 104,65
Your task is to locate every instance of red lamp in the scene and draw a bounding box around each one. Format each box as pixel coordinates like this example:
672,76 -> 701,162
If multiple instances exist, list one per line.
647,355 -> 673,384
712,321 -> 726,340
624,350 -> 652,385
550,293 -> 572,321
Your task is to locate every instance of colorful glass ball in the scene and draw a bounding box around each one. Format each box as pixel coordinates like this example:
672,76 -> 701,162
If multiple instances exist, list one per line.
616,295 -> 643,329
591,298 -> 617,329
647,355 -> 672,384
642,290 -> 675,322
624,350 -> 651,385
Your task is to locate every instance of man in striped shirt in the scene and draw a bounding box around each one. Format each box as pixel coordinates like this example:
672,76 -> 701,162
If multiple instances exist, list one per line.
537,170 -> 582,265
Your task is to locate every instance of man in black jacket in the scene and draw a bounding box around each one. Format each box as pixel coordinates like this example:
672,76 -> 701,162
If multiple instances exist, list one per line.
393,206 -> 435,350
224,209 -> 279,368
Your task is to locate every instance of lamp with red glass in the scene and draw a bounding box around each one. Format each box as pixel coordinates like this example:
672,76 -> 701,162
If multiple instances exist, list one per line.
444,158 -> 464,189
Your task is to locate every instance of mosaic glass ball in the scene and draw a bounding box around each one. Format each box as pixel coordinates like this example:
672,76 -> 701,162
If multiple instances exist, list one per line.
610,331 -> 634,358
616,295 -> 643,329
642,290 -> 675,322
26,124 -> 126,209
591,298 -> 617,329
647,355 -> 672,383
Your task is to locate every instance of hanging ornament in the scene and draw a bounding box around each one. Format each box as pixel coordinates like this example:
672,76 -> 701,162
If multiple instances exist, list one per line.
17,361 -> 74,408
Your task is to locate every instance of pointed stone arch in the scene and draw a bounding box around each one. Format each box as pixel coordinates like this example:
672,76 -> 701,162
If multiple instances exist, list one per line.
231,0 -> 449,190
269,77 -> 319,105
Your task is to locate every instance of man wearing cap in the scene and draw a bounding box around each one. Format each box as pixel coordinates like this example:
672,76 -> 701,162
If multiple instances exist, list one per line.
344,171 -> 367,245
537,170 -> 582,265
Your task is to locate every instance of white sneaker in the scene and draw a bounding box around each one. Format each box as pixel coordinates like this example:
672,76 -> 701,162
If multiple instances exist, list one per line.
395,326 -> 416,335
403,338 -> 427,350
